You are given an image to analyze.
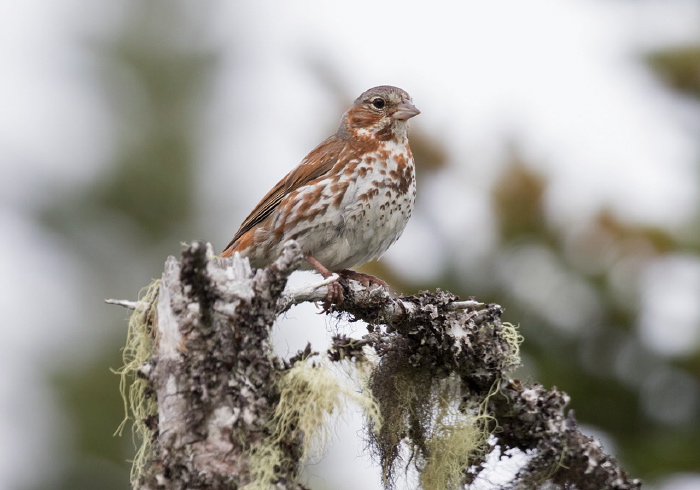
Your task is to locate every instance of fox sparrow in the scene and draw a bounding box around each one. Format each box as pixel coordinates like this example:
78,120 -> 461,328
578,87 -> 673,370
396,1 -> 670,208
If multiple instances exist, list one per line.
221,85 -> 420,303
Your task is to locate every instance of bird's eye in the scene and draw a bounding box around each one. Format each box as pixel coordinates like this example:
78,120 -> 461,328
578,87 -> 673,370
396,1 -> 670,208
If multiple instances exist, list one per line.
371,97 -> 386,110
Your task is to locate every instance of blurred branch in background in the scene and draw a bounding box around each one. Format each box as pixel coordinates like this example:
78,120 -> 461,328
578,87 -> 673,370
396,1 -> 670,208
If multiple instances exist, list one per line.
648,46 -> 700,101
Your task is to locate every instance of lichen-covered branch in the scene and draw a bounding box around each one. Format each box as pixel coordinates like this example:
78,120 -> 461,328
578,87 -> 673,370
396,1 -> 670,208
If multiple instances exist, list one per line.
128,241 -> 306,489
112,240 -> 641,490
324,280 -> 640,490
490,380 -> 640,490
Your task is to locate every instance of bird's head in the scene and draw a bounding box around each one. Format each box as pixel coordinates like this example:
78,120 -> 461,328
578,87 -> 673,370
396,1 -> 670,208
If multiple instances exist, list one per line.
339,85 -> 420,141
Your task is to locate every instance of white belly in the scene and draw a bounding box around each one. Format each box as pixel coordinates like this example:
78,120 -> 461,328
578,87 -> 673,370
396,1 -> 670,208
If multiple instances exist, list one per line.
272,141 -> 416,271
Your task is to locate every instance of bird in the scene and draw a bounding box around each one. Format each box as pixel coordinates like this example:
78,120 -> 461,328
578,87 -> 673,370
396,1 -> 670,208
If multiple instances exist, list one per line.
221,85 -> 420,304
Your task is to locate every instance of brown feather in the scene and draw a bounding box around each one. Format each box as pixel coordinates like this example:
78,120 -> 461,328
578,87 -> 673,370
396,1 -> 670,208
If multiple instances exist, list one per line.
222,133 -> 347,254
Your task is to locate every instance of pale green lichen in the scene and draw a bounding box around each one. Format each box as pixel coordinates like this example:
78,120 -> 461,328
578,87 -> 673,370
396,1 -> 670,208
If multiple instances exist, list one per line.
499,322 -> 523,370
369,319 -> 522,489
420,412 -> 487,490
392,374 -> 492,490
246,355 -> 381,489
113,279 -> 160,484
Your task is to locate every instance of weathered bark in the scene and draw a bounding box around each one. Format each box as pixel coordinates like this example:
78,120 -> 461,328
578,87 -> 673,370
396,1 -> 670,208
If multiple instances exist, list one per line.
141,241 -> 304,489
111,241 -> 641,490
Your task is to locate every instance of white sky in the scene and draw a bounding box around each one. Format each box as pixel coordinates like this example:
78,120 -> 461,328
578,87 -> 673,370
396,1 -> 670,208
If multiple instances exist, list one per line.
2,0 -> 700,489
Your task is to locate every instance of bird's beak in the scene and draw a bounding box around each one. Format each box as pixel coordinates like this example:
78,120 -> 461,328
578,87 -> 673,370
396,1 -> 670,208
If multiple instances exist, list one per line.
392,100 -> 420,120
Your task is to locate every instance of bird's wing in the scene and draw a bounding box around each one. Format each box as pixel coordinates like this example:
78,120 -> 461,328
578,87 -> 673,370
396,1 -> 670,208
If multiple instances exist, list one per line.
223,134 -> 346,252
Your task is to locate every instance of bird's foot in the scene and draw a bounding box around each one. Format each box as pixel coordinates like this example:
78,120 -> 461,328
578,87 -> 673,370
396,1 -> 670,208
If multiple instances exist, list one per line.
338,269 -> 389,291
305,255 -> 344,310
304,258 -> 390,311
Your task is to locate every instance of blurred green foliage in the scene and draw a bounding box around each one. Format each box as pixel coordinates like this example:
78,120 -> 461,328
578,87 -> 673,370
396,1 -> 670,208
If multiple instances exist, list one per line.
35,2 -> 216,489
648,46 -> 700,100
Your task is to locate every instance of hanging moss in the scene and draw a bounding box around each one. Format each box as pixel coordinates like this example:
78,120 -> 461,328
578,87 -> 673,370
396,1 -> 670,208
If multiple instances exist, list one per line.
246,356 -> 381,489
113,280 -> 160,484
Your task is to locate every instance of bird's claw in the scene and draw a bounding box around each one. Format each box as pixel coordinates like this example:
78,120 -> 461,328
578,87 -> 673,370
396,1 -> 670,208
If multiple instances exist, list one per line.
322,281 -> 345,312
339,269 -> 389,291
